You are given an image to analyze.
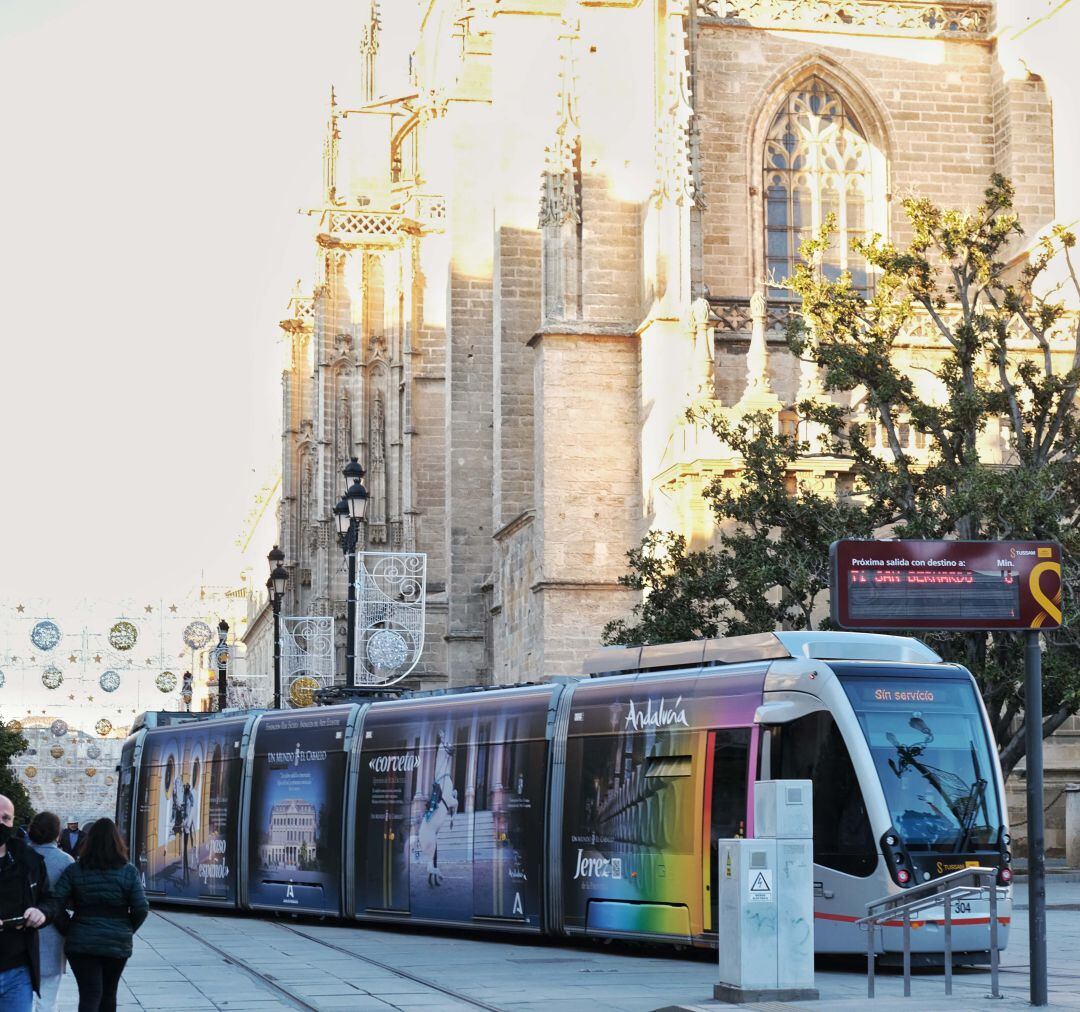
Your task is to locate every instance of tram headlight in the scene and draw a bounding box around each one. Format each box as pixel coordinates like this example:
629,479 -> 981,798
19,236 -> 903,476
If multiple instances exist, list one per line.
885,835 -> 897,847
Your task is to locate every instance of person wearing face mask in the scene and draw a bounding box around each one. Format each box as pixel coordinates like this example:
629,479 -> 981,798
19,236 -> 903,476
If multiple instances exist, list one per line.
0,795 -> 59,1012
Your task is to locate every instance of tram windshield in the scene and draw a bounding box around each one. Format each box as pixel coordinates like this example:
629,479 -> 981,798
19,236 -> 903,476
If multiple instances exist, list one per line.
839,669 -> 1001,851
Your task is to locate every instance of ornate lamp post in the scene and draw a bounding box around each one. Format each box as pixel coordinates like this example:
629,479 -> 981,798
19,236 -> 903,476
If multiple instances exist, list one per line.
334,457 -> 368,687
267,545 -> 288,708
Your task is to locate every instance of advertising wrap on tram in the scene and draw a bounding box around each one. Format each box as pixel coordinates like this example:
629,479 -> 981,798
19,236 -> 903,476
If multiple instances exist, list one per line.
133,717 -> 247,904
246,708 -> 351,914
354,688 -> 551,929
561,670 -> 764,940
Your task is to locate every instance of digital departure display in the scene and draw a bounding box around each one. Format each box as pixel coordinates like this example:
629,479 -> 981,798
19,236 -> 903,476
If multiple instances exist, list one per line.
831,540 -> 1063,631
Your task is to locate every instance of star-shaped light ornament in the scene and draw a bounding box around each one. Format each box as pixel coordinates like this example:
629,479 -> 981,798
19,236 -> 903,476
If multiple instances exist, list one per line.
15,605 -> 24,613
68,694 -> 75,701
169,604 -> 177,613
144,604 -> 153,614
93,655 -> 101,663
68,654 -> 77,663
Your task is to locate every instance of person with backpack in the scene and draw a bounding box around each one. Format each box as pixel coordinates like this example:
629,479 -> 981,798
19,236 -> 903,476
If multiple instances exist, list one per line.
52,819 -> 148,1012
26,812 -> 72,1012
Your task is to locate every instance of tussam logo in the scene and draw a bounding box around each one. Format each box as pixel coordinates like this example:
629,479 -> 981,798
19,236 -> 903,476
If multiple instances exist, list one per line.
267,743 -> 328,767
624,696 -> 689,732
368,753 -> 421,773
573,849 -> 623,880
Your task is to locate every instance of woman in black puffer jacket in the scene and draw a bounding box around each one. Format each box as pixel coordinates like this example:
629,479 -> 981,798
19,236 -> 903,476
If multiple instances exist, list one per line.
52,818 -> 148,1012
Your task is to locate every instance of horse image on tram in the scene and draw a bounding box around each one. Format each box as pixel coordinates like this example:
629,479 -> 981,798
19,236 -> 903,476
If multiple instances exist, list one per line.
116,631 -> 1012,964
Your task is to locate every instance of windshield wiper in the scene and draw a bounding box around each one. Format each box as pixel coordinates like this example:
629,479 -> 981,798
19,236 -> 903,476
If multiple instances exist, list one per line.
954,740 -> 988,854
886,730 -> 970,827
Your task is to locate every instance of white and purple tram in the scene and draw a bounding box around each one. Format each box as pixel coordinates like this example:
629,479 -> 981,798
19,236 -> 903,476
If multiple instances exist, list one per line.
115,630 -> 1010,961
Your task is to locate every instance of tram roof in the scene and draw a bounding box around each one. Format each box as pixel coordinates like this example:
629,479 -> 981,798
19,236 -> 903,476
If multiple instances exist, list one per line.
582,631 -> 941,678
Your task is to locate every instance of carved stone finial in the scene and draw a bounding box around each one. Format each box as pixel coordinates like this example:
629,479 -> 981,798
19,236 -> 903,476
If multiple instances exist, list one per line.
750,290 -> 766,322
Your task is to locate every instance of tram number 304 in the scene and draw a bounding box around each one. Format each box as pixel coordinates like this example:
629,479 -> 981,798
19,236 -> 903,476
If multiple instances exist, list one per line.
953,901 -> 973,915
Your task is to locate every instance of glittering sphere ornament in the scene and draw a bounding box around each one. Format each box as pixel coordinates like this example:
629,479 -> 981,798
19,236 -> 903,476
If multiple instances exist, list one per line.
289,677 -> 320,708
367,629 -> 409,671
86,767 -> 96,777
7,719 -> 22,732
23,766 -> 36,779
105,776 -> 114,786
155,671 -> 177,693
108,621 -> 138,651
41,666 -> 63,690
86,743 -> 101,760
95,718 -> 113,737
49,745 -> 64,759
50,719 -> 68,737
182,621 -> 213,650
99,670 -> 121,693
30,620 -> 61,651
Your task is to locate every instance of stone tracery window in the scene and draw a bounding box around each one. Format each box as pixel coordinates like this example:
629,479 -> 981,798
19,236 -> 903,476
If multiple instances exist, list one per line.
764,76 -> 877,297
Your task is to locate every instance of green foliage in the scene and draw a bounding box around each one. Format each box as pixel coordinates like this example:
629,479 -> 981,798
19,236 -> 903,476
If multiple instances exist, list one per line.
0,725 -> 33,825
607,176 -> 1080,778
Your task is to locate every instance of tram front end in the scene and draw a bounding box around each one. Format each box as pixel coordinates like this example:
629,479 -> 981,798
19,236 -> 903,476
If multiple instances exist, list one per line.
762,632 -> 1012,964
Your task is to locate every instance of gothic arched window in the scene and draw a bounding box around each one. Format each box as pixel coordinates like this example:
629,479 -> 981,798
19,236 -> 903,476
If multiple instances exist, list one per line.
764,77 -> 877,297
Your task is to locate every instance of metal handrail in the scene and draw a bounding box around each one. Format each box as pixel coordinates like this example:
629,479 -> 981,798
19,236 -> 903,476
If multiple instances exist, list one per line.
856,866 -> 1006,999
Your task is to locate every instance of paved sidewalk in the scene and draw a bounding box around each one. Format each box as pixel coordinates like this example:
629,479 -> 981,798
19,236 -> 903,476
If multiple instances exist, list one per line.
50,881 -> 1080,1011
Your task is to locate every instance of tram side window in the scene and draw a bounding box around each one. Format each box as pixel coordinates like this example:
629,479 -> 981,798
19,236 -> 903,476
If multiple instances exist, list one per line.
771,712 -> 876,876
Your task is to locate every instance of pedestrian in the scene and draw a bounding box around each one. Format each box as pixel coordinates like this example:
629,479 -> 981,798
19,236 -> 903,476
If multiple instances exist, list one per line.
0,794 -> 57,1012
27,812 -> 73,1012
52,818 -> 148,1012
59,821 -> 84,859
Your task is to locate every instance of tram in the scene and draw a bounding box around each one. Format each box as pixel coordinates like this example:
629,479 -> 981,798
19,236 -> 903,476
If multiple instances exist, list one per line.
115,630 -> 1011,961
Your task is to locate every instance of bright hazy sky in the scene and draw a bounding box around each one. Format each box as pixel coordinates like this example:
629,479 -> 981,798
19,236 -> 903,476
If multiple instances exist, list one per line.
0,0 -> 365,611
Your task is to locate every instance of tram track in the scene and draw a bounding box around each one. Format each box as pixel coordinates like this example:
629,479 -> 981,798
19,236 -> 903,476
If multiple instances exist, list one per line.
151,909 -> 505,1011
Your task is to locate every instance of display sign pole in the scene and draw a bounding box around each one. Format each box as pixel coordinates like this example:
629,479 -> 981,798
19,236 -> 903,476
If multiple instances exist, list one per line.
1025,631 -> 1048,1006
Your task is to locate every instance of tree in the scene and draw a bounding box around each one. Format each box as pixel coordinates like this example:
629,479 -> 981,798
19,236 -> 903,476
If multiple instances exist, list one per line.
605,176 -> 1080,779
0,725 -> 33,824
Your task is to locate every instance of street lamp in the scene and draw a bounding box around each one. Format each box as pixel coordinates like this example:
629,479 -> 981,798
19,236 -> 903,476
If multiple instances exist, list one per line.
215,620 -> 229,713
267,546 -> 288,709
336,457 -> 368,687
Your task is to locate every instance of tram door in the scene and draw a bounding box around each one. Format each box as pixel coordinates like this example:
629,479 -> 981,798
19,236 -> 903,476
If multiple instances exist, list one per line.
704,728 -> 751,933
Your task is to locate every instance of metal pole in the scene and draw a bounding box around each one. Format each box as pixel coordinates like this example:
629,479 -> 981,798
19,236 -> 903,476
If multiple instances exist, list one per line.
903,910 -> 911,997
272,598 -> 282,710
944,897 -> 953,996
1025,630 -> 1047,1006
866,922 -> 875,998
346,525 -> 358,687
989,876 -> 1000,999
1023,630 -> 1049,1004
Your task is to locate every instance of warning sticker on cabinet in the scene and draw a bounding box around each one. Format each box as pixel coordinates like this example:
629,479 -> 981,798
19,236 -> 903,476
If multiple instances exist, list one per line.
748,869 -> 774,902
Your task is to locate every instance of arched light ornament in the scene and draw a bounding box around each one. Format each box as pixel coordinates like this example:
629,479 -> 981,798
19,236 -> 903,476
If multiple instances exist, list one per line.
355,552 -> 428,686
